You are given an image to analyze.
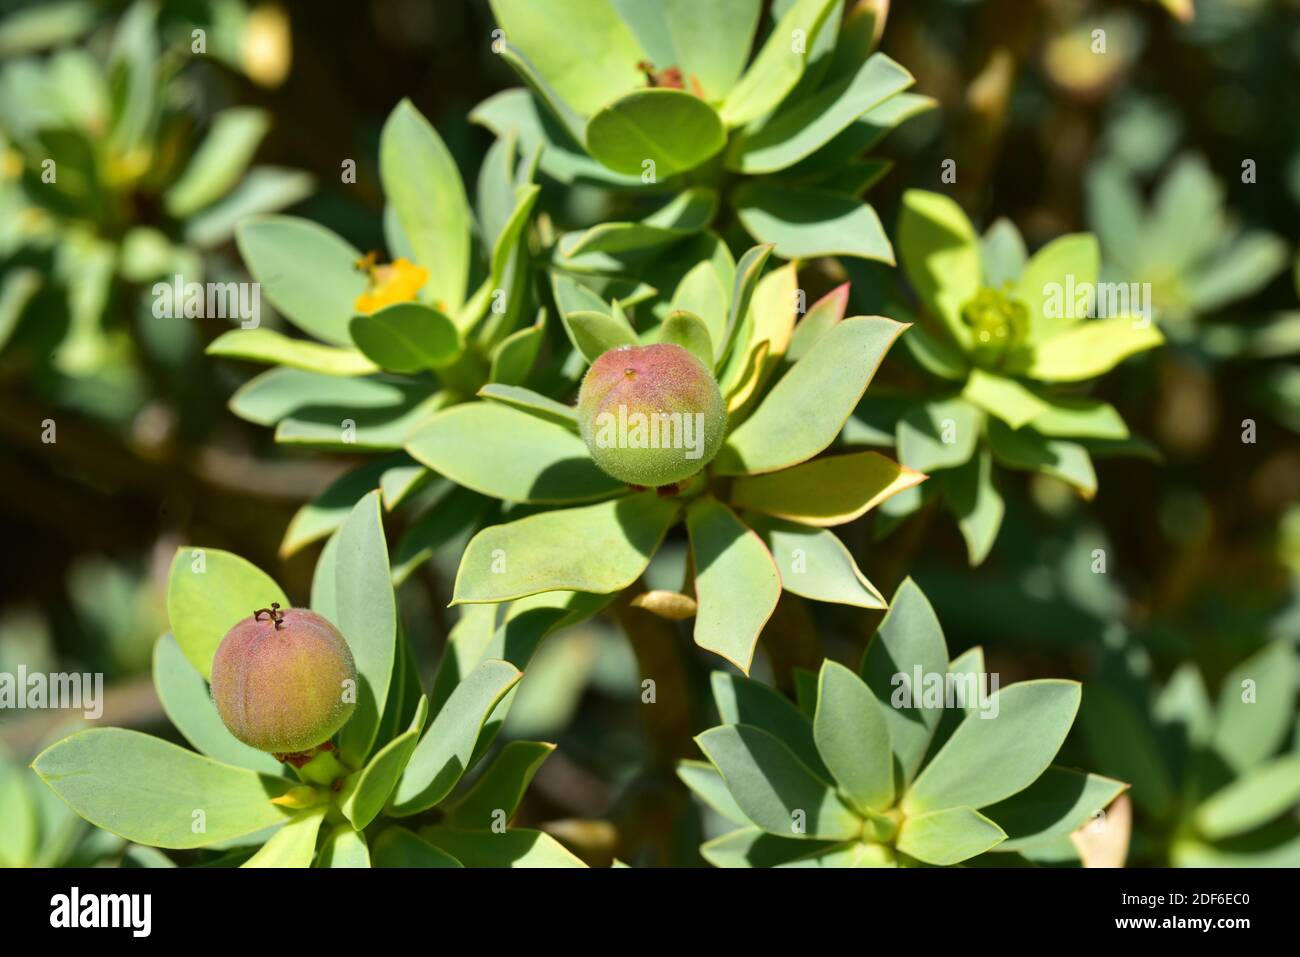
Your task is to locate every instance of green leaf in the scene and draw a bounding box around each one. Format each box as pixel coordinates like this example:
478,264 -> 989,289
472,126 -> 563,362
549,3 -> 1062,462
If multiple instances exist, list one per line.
748,514 -> 886,609
716,317 -> 905,475
586,89 -> 726,178
236,216 -> 367,346
494,41 -> 590,144
962,369 -> 1049,429
1212,641 -> 1296,775
904,680 -> 1082,814
566,188 -> 717,256
477,130 -> 519,251
1186,232 -> 1288,313
418,826 -> 586,867
1195,756 -> 1300,840
371,827 -> 462,867
981,218 -> 1027,287
152,634 -> 282,774
166,547 -> 288,679
488,0 -> 644,115
318,825 -> 370,867
734,184 -> 893,262
711,672 -> 830,779
0,758 -> 36,867
894,397 -> 981,473
489,312 -> 545,385
814,661 -> 893,812
897,190 -> 981,351
165,107 -> 269,218
472,88 -> 638,188
616,0 -> 762,101
1016,234 -> 1099,344
379,99 -> 472,313
1079,683 -> 1175,820
184,167 -> 315,248
984,766 -> 1127,852
720,243 -> 774,362
561,309 -> 639,363
729,451 -> 924,526
476,183 -> 541,343
272,386 -> 452,452
696,724 -> 860,840
477,383 -> 579,430
206,328 -> 377,377
673,261 -> 729,358
444,741 -> 555,829
407,402 -> 621,503
228,367 -> 419,426
349,302 -> 461,373
1022,317 -> 1163,382
986,419 -> 1096,497
687,498 -> 781,673
452,494 -> 679,604
720,0 -> 839,126
786,284 -> 848,363
1028,395 -> 1130,440
1147,155 -> 1224,272
341,696 -> 430,830
281,460 -> 393,557
700,827 -> 837,867
860,578 -> 950,785
896,806 -> 1006,865
945,448 -> 1004,566
293,460 -> 405,556
392,487 -> 491,587
659,309 -> 714,367
106,0 -> 157,152
733,53 -> 912,173
242,806 -> 327,868
677,759 -> 749,825
332,492 -> 398,765
32,729 -> 293,849
778,841 -> 897,868
390,660 -> 522,816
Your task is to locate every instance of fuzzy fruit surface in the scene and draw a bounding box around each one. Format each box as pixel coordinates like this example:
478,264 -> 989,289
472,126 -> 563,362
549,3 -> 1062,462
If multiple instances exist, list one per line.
577,343 -> 726,487
210,607 -> 357,754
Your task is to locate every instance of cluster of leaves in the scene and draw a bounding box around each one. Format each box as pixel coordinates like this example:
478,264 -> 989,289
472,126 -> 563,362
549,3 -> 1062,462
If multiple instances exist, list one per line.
480,0 -> 933,263
1082,641 -> 1300,867
33,494 -> 586,868
1087,153 -> 1290,343
851,191 -> 1163,564
0,0 -> 307,422
19,0 -> 1163,868
683,580 -> 1125,867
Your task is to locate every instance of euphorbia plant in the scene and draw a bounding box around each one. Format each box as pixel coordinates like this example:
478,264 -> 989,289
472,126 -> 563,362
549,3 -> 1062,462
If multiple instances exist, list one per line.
213,97 -> 546,565
0,0 -> 309,410
682,579 -> 1127,867
33,494 -> 586,868
478,0 -> 933,263
1082,639 -> 1300,867
410,250 -> 924,673
850,190 -> 1165,564
1087,153 -> 1289,341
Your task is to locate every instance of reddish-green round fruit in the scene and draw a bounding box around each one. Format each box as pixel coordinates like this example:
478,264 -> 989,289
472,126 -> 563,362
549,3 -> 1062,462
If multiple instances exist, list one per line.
210,605 -> 356,754
577,343 -> 726,487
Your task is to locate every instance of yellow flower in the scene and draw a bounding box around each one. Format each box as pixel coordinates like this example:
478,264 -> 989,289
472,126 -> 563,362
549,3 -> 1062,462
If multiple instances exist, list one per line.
354,256 -> 430,314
